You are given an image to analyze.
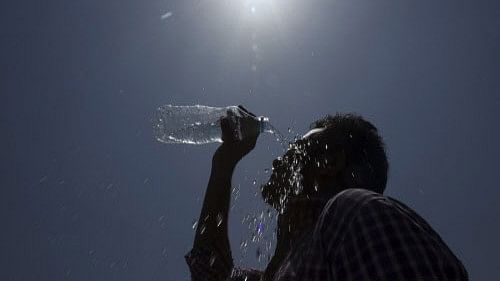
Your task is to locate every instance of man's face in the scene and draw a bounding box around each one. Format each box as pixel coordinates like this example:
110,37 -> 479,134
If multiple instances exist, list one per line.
261,128 -> 326,210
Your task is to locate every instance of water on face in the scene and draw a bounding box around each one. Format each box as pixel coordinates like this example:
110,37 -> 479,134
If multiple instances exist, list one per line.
235,143 -> 308,266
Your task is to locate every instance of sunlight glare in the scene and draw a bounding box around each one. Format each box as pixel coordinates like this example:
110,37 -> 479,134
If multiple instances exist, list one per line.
242,0 -> 277,22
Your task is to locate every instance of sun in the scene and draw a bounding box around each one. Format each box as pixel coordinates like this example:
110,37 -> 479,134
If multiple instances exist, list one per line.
241,0 -> 276,21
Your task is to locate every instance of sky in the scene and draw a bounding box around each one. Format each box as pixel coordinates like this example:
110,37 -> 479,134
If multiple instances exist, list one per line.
1,0 -> 499,280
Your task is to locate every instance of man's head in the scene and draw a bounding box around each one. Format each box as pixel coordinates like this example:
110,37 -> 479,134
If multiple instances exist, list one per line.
261,113 -> 388,210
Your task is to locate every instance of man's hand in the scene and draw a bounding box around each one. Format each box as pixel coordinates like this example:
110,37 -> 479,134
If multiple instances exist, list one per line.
215,105 -> 260,164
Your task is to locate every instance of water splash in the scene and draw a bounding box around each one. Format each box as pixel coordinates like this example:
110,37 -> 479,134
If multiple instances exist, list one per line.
264,123 -> 288,150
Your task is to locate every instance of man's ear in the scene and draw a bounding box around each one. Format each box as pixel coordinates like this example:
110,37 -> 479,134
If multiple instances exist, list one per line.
319,149 -> 346,176
312,149 -> 347,196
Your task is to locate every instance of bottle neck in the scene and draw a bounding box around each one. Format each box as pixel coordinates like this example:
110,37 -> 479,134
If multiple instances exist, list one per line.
259,117 -> 273,133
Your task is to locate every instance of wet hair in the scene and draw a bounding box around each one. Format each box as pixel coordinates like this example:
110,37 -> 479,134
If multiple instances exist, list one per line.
309,113 -> 389,194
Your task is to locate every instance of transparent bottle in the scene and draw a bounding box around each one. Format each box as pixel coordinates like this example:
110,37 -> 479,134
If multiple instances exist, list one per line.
153,105 -> 275,144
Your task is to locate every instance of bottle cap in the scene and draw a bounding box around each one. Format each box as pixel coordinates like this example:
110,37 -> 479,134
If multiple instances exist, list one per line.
259,116 -> 269,133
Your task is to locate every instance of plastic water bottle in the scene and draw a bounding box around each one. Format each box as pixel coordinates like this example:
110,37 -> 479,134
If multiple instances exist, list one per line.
153,105 -> 276,144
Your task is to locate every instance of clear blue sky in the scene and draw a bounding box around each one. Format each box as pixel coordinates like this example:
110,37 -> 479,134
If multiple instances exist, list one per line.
1,0 -> 499,280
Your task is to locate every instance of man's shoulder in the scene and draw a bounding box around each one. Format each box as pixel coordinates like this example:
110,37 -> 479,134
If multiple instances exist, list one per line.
322,188 -> 385,215
316,188 -> 417,235
331,188 -> 383,203
314,189 -> 382,236
319,188 -> 423,227
316,189 -> 469,280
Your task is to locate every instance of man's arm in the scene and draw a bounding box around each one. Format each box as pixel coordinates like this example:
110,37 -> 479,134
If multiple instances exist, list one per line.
186,107 -> 261,281
192,146 -> 239,266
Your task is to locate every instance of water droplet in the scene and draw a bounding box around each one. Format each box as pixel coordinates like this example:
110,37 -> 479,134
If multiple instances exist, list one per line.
39,176 -> 47,183
161,11 -> 173,20
252,179 -> 257,185
122,259 -> 129,269
192,220 -> 198,230
264,168 -> 269,174
240,240 -> 248,249
257,222 -> 264,234
217,213 -> 223,227
287,127 -> 292,133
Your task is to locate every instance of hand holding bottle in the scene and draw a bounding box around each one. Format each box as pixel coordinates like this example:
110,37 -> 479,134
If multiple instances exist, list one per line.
217,105 -> 261,163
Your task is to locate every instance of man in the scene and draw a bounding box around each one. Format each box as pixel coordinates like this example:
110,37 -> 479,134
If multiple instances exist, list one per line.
185,106 -> 468,281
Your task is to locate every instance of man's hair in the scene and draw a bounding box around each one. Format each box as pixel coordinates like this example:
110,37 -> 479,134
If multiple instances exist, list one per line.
310,113 -> 388,194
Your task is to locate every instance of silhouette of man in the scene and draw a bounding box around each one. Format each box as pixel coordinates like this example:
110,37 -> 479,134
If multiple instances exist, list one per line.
185,106 -> 468,281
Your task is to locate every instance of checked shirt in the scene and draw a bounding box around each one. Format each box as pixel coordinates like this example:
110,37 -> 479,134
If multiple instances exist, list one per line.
185,188 -> 468,281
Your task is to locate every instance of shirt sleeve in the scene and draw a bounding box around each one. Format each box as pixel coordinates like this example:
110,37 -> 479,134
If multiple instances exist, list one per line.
185,246 -> 263,281
320,189 -> 469,280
